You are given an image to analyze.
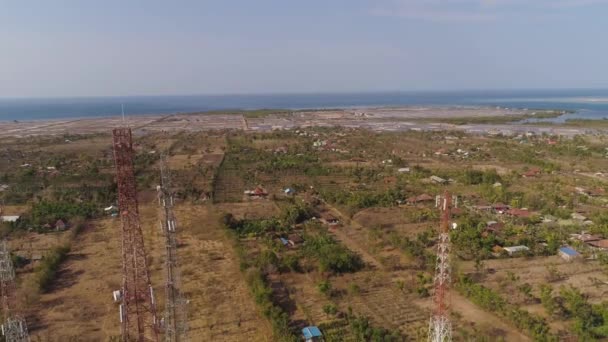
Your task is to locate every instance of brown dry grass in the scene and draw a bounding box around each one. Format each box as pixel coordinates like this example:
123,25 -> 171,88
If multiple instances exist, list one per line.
27,218 -> 122,341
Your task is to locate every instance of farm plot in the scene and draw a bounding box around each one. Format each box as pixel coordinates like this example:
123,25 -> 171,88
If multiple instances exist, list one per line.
174,204 -> 273,341
25,218 -> 122,341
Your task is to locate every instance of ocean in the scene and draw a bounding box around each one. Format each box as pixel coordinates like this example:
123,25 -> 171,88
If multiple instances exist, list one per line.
1,89 -> 608,121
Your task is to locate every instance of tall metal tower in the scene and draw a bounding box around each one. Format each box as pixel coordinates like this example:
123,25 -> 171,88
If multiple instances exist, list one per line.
112,128 -> 159,342
0,241 -> 30,342
158,154 -> 188,342
428,191 -> 456,342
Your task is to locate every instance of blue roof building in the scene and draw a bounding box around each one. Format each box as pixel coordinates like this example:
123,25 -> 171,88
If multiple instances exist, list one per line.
559,246 -> 580,261
302,326 -> 323,341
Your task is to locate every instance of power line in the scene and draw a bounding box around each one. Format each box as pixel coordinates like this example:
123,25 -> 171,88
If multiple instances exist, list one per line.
158,154 -> 188,342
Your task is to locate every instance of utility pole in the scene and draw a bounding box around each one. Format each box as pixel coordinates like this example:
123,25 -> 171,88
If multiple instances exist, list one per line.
158,154 -> 188,342
112,128 -> 159,342
428,191 -> 457,342
0,241 -> 29,342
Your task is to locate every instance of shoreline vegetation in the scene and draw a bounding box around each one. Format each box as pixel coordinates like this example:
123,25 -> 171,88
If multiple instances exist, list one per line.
404,110 -> 567,125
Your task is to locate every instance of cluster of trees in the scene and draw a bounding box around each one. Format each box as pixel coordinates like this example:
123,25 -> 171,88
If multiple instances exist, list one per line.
29,201 -> 98,225
320,187 -> 403,214
222,203 -> 313,237
348,314 -> 404,341
222,214 -> 282,237
36,245 -> 71,292
244,268 -> 297,341
450,215 -> 497,260
387,231 -> 435,270
540,285 -> 608,340
257,153 -> 323,174
320,311 -> 405,341
225,222 -> 298,341
462,169 -> 502,185
303,234 -> 363,273
456,275 -> 555,341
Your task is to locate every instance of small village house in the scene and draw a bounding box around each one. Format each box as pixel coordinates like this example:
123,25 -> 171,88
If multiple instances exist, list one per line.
558,246 -> 581,261
287,234 -> 303,246
588,239 -> 608,250
503,245 -> 530,256
0,215 -> 20,223
302,326 -> 323,342
320,212 -> 339,226
430,175 -> 448,184
55,219 -> 67,231
407,193 -> 434,205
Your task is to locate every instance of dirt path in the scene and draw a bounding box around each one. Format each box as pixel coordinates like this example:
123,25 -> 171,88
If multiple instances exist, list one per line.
320,200 -> 384,270
451,293 -> 531,341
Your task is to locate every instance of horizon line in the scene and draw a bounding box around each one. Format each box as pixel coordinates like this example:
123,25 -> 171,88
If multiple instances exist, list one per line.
2,87 -> 608,101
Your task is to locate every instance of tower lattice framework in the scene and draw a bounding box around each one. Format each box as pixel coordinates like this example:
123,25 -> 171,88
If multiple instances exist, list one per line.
158,154 -> 188,342
113,128 -> 159,342
428,191 -> 456,342
0,241 -> 29,342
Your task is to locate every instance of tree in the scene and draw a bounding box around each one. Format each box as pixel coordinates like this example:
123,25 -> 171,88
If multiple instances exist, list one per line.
539,284 -> 557,317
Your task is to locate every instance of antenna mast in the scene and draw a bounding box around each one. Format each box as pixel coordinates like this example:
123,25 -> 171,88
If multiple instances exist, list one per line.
0,241 -> 30,342
428,191 -> 456,342
113,127 -> 159,342
158,154 -> 188,341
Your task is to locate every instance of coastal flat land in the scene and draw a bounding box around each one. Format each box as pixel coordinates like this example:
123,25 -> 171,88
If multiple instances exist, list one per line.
0,106 -> 588,138
4,108 -> 608,341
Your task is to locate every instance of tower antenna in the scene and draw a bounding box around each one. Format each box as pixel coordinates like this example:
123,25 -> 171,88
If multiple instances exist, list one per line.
428,190 -> 457,342
112,127 -> 159,341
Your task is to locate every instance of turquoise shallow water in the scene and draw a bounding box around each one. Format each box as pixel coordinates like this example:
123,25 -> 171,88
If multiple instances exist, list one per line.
1,89 -> 608,121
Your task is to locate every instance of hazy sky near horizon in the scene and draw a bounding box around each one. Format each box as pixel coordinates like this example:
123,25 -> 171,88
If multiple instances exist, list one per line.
2,0 -> 608,98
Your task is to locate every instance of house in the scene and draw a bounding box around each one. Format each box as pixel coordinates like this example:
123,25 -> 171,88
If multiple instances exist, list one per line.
430,175 -> 448,184
588,239 -> 608,250
492,203 -> 511,213
570,232 -> 601,243
571,212 -> 587,221
522,168 -> 541,178
492,245 -> 504,255
588,188 -> 606,197
397,167 -> 411,173
274,146 -> 288,154
55,219 -> 67,231
542,214 -> 557,224
407,193 -> 434,204
0,215 -> 20,223
288,234 -> 303,246
472,205 -> 493,212
244,186 -> 268,198
505,208 -> 532,219
104,205 -> 118,213
284,188 -> 295,195
558,246 -> 581,261
503,245 -> 530,256
279,237 -> 290,247
485,221 -> 505,233
451,207 -> 463,216
320,212 -> 339,226
0,184 -> 9,192
302,326 -> 323,342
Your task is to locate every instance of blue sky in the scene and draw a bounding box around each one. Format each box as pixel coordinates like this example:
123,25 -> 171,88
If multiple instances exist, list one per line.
1,0 -> 608,97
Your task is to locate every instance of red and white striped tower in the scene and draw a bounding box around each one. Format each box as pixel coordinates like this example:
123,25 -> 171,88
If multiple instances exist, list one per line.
428,191 -> 456,342
113,128 -> 159,342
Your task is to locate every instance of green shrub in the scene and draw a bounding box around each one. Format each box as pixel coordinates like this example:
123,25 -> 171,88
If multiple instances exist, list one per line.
36,245 -> 71,292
